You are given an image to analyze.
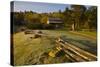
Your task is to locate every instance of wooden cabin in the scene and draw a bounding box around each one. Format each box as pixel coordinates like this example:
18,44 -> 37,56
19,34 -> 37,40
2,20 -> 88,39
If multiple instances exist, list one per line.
47,18 -> 63,29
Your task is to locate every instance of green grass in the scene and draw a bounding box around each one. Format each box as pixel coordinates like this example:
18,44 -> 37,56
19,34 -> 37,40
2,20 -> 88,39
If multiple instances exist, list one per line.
13,30 -> 97,65
78,31 -> 97,37
13,30 -> 71,65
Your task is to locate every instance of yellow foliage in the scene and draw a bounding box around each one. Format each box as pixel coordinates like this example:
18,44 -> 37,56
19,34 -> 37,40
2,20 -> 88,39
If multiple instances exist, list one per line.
56,46 -> 62,51
41,16 -> 48,24
48,51 -> 55,57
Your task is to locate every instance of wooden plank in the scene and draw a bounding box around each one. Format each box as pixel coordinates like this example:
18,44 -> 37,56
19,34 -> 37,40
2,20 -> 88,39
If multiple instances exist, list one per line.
56,38 -> 97,61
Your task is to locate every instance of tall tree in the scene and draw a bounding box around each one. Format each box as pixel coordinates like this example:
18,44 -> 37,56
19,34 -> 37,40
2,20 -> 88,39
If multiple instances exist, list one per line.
85,6 -> 97,30
70,5 -> 86,31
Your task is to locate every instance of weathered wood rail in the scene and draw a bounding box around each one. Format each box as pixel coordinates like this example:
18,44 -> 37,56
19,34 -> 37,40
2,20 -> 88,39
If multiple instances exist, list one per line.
56,37 -> 97,62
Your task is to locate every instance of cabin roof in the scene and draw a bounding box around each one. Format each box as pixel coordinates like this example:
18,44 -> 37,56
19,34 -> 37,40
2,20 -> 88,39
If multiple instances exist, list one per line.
48,18 -> 63,24
48,18 -> 62,20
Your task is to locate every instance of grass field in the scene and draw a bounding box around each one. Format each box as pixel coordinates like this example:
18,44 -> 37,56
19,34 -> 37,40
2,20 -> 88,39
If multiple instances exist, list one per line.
13,30 -> 97,65
77,31 -> 97,37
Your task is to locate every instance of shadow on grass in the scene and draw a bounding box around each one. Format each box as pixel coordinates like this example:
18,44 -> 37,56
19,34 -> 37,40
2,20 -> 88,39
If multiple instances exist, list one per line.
61,36 -> 97,55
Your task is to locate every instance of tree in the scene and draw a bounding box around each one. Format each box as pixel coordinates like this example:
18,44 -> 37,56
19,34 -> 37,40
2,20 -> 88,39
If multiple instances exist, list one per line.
84,6 -> 97,30
63,7 -> 73,30
41,16 -> 48,24
59,9 -> 62,14
70,5 -> 86,31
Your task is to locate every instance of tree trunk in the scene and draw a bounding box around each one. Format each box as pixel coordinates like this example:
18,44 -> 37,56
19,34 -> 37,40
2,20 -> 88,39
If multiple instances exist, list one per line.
72,23 -> 75,31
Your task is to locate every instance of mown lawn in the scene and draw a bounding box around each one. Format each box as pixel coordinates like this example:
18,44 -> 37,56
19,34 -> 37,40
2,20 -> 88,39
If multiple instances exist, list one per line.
13,30 -> 69,65
13,30 -> 97,65
78,31 -> 97,37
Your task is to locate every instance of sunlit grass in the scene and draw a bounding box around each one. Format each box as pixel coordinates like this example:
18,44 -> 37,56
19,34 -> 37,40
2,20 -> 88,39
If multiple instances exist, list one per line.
78,31 -> 97,37
13,30 -> 97,65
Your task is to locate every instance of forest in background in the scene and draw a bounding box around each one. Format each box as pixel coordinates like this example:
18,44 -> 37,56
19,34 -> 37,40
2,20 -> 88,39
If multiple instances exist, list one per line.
11,4 -> 97,65
11,5 -> 97,33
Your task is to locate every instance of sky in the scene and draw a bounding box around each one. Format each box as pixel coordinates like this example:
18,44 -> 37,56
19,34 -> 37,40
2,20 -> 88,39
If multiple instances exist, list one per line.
13,1 -> 91,13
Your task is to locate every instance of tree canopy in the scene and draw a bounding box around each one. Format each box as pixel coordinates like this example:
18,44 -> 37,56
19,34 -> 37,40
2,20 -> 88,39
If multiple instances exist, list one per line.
12,5 -> 97,33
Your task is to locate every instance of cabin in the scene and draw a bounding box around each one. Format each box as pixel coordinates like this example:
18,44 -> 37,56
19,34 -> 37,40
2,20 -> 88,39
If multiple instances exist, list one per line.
47,18 -> 63,29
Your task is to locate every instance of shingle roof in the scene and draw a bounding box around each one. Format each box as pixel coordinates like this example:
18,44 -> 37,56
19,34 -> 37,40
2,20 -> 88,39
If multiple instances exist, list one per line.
48,18 -> 62,21
48,18 -> 63,23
